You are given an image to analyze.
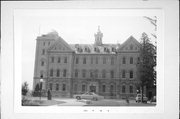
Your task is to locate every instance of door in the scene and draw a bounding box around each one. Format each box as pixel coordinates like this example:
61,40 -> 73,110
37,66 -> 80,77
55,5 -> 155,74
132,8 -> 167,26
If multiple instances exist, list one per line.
90,86 -> 96,93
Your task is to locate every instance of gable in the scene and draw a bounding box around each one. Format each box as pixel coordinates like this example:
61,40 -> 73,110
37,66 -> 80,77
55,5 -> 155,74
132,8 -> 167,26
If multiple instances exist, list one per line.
48,37 -> 73,52
118,36 -> 140,52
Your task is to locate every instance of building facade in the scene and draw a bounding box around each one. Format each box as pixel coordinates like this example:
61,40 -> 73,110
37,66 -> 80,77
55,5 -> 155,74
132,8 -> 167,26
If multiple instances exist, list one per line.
33,28 -> 141,99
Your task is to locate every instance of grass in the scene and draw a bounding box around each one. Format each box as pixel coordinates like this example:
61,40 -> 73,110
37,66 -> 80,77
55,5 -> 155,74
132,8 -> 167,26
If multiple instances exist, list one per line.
22,97 -> 66,106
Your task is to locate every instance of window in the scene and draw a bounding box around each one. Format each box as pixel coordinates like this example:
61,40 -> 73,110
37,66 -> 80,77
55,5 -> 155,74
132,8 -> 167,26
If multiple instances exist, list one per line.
82,70 -> 86,78
95,70 -> 98,78
111,57 -> 114,65
91,57 -> 93,64
130,85 -> 133,93
122,57 -> 126,64
58,57 -> 61,63
137,57 -> 140,64
130,57 -> 133,64
83,57 -> 86,64
56,84 -> 59,91
42,49 -> 45,55
41,61 -> 44,66
75,69 -> 78,78
122,85 -> 126,93
51,57 -> 54,63
63,69 -> 67,77
130,44 -> 133,50
56,69 -> 60,77
103,57 -> 106,64
50,69 -> 53,77
62,84 -> 66,91
122,70 -> 126,78
74,84 -> 77,92
82,85 -> 86,92
110,85 -> 114,92
110,70 -> 114,78
102,70 -> 106,78
130,70 -> 133,78
75,57 -> 79,64
49,83 -> 53,90
96,57 -> 98,64
102,85 -> 106,92
90,71 -> 93,78
64,57 -> 67,63
43,42 -> 45,46
48,42 -> 50,46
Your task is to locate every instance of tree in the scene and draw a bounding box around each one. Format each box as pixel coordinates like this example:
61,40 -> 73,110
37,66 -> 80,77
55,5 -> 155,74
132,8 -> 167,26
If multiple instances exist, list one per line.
137,32 -> 156,102
22,82 -> 29,96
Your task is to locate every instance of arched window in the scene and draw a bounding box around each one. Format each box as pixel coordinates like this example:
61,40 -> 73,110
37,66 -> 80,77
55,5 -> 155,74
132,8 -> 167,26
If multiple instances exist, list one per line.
74,84 -> 77,92
58,57 -> 61,63
102,70 -> 106,78
41,61 -> 44,66
122,57 -> 126,64
75,57 -> 79,64
110,70 -> 114,78
62,84 -> 66,91
75,69 -> 78,77
56,84 -> 59,91
110,85 -> 114,92
111,57 -> 114,65
51,56 -> 54,63
102,85 -> 106,92
130,85 -> 133,93
82,69 -> 86,78
49,83 -> 53,90
42,49 -> 45,55
63,69 -> 67,77
122,85 -> 126,93
96,57 -> 98,64
103,57 -> 106,64
50,69 -> 53,77
83,57 -> 86,64
130,57 -> 133,64
64,57 -> 67,63
122,70 -> 126,78
82,84 -> 86,92
56,69 -> 60,77
130,70 -> 133,78
95,70 -> 98,78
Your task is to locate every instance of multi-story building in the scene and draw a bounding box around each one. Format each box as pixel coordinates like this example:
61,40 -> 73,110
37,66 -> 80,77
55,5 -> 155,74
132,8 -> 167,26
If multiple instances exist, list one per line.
33,27 -> 141,99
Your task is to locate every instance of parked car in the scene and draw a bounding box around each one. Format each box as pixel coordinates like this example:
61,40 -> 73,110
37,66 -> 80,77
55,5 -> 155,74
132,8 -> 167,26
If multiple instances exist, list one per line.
135,94 -> 148,103
73,92 -> 104,101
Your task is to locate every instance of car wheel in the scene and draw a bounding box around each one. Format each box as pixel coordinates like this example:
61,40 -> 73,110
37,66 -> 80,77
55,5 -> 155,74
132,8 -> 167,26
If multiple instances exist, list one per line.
76,96 -> 81,100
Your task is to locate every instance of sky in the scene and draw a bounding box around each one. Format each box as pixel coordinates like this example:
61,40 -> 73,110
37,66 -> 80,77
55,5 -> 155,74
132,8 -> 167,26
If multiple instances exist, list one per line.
20,10 -> 156,90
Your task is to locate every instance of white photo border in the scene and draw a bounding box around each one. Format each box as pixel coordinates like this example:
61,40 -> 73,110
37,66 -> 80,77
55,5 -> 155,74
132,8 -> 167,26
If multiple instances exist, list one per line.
1,1 -> 179,119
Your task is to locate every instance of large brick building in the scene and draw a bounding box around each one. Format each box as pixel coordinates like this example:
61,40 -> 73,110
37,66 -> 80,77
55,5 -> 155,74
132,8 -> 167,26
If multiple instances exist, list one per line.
33,27 -> 141,99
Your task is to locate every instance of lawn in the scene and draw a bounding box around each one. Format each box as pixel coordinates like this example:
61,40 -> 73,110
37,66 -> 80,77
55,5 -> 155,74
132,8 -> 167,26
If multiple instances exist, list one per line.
22,97 -> 66,106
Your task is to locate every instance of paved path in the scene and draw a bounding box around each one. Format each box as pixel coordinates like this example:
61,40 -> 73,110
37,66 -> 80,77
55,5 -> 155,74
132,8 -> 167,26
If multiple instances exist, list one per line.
52,98 -> 87,106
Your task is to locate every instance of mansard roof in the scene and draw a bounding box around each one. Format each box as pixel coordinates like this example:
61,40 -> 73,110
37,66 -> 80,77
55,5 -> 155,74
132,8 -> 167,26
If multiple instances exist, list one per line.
69,44 -> 118,54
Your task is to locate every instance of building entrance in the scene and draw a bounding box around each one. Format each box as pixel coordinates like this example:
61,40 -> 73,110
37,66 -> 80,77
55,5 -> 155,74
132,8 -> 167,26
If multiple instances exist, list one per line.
90,85 -> 96,93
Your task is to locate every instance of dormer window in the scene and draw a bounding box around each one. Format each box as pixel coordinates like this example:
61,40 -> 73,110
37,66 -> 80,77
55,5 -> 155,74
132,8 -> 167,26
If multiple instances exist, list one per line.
104,47 -> 109,53
94,47 -> 99,52
130,44 -> 133,50
112,47 -> 116,52
85,47 -> 90,52
77,47 -> 83,52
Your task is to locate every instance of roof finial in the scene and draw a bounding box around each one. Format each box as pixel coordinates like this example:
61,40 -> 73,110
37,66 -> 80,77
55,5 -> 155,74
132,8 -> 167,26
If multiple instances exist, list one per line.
98,25 -> 100,32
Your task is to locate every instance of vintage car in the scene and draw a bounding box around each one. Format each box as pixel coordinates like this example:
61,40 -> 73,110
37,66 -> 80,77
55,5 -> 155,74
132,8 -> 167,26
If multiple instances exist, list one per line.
73,92 -> 104,101
135,94 -> 148,103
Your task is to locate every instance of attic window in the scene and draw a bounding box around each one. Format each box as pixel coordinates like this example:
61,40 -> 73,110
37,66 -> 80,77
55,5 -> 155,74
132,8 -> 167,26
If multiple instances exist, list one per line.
104,47 -> 109,53
112,47 -> 116,52
130,44 -> 133,50
85,47 -> 90,52
77,47 -> 83,52
94,47 -> 99,52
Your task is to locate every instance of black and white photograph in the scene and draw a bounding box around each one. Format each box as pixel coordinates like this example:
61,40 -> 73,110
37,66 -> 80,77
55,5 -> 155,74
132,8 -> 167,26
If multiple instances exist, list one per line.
19,9 -> 157,107
1,1 -> 179,119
